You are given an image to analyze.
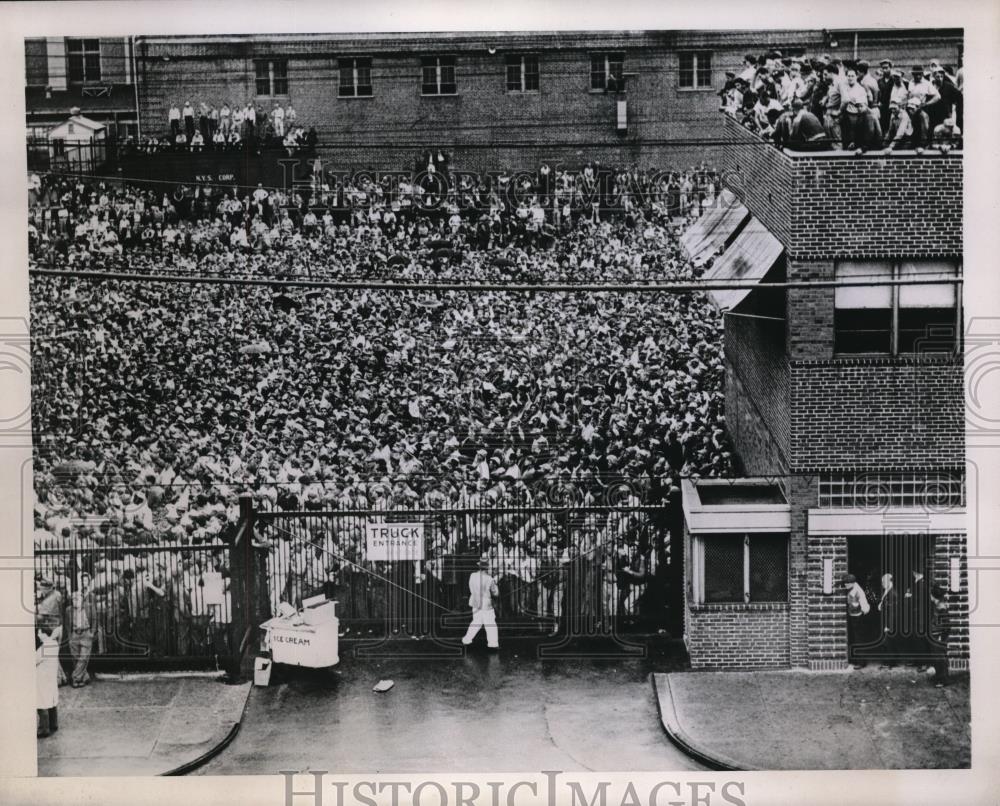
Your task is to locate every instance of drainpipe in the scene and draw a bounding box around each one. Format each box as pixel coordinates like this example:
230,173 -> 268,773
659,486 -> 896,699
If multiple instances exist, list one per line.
131,35 -> 142,139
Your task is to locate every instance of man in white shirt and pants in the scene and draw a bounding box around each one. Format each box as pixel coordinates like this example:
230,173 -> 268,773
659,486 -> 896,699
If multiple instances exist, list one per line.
462,555 -> 499,649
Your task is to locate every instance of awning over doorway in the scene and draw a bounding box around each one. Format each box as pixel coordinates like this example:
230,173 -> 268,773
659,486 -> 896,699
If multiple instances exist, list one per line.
702,216 -> 784,311
681,189 -> 749,267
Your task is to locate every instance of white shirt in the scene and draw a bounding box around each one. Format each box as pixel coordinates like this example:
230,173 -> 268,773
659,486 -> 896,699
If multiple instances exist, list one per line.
468,570 -> 498,611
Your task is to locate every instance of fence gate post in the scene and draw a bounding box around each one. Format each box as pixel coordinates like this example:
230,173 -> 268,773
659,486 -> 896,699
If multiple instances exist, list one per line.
228,494 -> 260,681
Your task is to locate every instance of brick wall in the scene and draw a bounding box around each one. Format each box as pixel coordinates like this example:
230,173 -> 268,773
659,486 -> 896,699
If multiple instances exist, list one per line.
785,260 -> 834,362
134,34 -> 727,174
682,519 -> 792,670
686,604 -> 791,670
128,31 -> 959,174
719,116 -> 963,259
787,474 -> 813,667
806,533 -> 849,669
789,358 -> 964,471
933,534 -> 970,668
724,313 -> 789,476
790,156 -> 963,259
718,119 -> 795,247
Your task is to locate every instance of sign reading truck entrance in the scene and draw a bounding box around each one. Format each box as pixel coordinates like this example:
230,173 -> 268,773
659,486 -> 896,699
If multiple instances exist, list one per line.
365,522 -> 425,561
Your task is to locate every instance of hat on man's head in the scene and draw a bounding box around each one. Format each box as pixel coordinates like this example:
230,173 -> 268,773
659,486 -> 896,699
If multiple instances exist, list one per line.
477,554 -> 490,569
879,58 -> 893,67
724,71 -> 736,79
911,65 -> 925,74
842,573 -> 857,585
891,68 -> 904,78
856,59 -> 870,71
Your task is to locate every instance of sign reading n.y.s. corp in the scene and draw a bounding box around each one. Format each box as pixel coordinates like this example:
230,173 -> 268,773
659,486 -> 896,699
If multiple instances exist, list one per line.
365,522 -> 425,561
194,173 -> 236,183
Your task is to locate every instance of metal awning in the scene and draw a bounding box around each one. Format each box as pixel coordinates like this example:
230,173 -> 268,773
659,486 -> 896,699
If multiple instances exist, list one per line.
703,216 -> 784,311
681,189 -> 749,267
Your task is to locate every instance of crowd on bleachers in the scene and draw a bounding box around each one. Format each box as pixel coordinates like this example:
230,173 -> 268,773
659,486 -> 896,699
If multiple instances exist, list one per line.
28,162 -> 720,266
720,50 -> 963,151
118,99 -> 318,155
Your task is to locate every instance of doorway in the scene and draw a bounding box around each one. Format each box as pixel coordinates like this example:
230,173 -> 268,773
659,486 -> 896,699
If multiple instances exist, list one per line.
847,533 -> 935,664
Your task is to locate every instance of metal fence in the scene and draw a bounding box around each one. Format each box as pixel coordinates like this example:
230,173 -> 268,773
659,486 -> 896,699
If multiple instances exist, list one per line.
33,538 -> 233,670
28,137 -> 109,175
31,499 -> 683,674
255,503 -> 678,638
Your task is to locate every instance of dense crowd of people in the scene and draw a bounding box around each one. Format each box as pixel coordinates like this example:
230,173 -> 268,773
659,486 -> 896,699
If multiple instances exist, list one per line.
29,160 -> 729,657
28,161 -> 720,265
720,50 -> 963,151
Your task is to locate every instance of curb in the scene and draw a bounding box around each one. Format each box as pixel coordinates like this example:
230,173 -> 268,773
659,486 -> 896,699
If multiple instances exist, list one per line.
650,674 -> 751,772
161,685 -> 253,776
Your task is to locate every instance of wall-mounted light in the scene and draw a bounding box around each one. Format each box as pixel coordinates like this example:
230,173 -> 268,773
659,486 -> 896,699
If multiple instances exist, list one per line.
949,556 -> 961,593
822,558 -> 834,594
487,47 -> 497,55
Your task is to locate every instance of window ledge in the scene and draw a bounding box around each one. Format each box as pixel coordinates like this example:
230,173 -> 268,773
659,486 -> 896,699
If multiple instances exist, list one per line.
823,353 -> 962,365
421,93 -> 459,98
338,94 -> 374,100
677,86 -> 715,92
689,602 -> 789,613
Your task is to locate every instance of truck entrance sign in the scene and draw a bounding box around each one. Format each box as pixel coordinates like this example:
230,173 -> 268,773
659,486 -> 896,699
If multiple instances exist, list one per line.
365,522 -> 425,561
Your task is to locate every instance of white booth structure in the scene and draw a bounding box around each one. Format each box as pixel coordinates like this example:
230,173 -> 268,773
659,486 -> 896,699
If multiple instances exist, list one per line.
47,113 -> 107,173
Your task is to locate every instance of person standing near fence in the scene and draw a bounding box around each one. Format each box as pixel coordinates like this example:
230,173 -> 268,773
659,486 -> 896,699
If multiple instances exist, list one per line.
36,622 -> 61,738
928,584 -> 951,687
65,573 -> 96,687
461,555 -> 499,650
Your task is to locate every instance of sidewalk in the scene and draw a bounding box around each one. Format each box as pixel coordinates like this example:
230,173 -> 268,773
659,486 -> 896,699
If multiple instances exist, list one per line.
37,675 -> 252,776
653,668 -> 970,770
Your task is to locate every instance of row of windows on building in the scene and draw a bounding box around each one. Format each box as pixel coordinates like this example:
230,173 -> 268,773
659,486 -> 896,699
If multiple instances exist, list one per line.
252,51 -> 715,97
52,40 -> 716,93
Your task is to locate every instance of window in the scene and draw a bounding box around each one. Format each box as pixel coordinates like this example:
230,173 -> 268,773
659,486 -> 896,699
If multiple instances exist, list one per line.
693,534 -> 788,604
255,59 -> 288,96
339,57 -> 372,97
834,260 -> 960,354
67,38 -> 101,84
679,51 -> 712,89
590,52 -> 624,91
421,56 -> 457,95
506,54 -> 539,92
817,472 -> 965,509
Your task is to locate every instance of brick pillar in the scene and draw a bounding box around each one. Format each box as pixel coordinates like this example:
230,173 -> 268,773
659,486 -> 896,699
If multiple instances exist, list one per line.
933,534 -> 969,670
787,473 -> 813,667
807,534 -> 848,669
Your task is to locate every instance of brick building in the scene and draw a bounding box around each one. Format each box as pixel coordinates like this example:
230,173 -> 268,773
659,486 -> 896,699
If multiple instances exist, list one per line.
25,37 -> 140,139
127,29 -> 961,174
680,117 -> 966,671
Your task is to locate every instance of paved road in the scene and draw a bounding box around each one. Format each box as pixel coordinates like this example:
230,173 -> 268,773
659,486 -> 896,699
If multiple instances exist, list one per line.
198,636 -> 706,774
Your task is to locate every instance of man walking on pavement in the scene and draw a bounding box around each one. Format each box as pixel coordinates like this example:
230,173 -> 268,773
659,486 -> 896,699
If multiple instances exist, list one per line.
462,555 -> 500,650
